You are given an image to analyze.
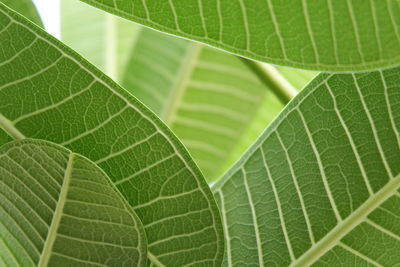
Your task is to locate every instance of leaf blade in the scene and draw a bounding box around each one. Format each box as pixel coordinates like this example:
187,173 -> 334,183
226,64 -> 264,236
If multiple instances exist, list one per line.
79,0 -> 400,72
0,139 -> 147,266
212,68 -> 400,266
0,4 -> 224,266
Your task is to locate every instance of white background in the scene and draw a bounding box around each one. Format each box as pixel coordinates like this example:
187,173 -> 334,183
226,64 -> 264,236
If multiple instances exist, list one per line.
32,0 -> 60,38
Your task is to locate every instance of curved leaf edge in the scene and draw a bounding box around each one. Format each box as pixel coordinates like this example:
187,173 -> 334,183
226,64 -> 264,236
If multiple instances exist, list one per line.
211,69 -> 400,266
212,73 -> 331,191
79,0 -> 400,73
0,138 -> 148,266
0,3 -> 225,265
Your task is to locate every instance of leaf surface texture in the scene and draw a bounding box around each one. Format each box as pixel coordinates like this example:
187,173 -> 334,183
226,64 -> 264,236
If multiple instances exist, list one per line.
80,0 -> 400,71
0,4 -> 224,266
0,139 -> 147,266
212,68 -> 400,266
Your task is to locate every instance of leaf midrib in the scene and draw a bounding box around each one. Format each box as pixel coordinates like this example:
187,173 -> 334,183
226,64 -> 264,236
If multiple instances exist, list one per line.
292,173 -> 400,266
37,152 -> 74,267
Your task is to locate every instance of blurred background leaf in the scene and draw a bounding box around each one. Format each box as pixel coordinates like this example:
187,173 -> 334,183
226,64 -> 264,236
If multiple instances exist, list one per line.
61,0 -> 316,181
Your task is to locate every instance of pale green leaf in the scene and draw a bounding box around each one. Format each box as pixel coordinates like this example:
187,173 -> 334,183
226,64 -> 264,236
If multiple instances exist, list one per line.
61,0 -> 137,80
277,67 -> 318,90
0,0 -> 42,27
119,31 -> 316,180
0,4 -> 224,266
212,67 -> 400,266
79,0 -> 400,72
0,139 -> 147,266
119,29 -> 286,180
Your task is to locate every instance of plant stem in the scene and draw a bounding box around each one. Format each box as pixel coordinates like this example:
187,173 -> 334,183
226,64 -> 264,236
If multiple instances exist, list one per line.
240,57 -> 297,105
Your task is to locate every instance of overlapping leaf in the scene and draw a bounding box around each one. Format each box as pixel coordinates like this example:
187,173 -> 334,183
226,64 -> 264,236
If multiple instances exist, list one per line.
0,4 -> 224,266
0,139 -> 147,266
212,68 -> 400,266
80,0 -> 400,72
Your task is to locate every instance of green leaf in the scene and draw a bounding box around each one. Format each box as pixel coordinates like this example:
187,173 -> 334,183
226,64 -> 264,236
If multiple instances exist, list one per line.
212,67 -> 400,266
0,139 -> 147,266
79,0 -> 400,72
0,4 -> 224,266
0,0 -> 42,27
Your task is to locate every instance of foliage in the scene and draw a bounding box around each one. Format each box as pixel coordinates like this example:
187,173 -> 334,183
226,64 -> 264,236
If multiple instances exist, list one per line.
212,70 -> 400,266
0,3 -> 223,265
1,0 -> 399,266
80,0 -> 400,71
1,139 -> 147,266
